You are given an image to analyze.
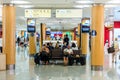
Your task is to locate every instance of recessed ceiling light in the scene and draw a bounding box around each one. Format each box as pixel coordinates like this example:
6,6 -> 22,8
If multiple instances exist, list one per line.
11,1 -> 30,4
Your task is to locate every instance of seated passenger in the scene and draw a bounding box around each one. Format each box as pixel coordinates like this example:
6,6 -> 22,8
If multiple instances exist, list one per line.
55,41 -> 60,49
64,45 -> 74,65
64,45 -> 73,56
47,42 -> 54,60
40,45 -> 50,65
71,42 -> 78,50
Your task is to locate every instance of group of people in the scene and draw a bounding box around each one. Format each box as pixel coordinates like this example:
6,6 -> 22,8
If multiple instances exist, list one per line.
34,43 -> 54,65
34,35 -> 78,65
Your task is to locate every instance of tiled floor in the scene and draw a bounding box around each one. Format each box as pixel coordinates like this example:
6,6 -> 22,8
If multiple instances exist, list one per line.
0,46 -> 120,80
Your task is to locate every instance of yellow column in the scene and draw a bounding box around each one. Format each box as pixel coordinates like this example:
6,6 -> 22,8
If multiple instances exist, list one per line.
40,23 -> 46,49
91,4 -> 104,70
76,24 -> 81,48
29,33 -> 36,55
81,33 -> 89,54
2,4 -> 16,70
43,24 -> 46,40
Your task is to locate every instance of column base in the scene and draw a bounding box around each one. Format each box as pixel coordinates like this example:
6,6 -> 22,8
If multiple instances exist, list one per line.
91,65 -> 103,71
6,64 -> 15,70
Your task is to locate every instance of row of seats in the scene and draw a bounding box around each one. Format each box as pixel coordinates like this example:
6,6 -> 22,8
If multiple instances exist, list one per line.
51,49 -> 86,65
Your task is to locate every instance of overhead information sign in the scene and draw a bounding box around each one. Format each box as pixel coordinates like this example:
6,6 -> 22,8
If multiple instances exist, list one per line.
56,9 -> 82,18
25,9 -> 51,18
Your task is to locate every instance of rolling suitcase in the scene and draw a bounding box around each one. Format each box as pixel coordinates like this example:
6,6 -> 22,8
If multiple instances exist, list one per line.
80,56 -> 86,65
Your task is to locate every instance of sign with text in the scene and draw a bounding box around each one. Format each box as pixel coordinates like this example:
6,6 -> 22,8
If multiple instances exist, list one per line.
56,9 -> 82,18
25,9 -> 51,18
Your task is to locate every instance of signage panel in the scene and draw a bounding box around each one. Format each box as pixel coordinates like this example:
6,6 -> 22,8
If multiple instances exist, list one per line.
56,9 -> 82,18
25,9 -> 51,18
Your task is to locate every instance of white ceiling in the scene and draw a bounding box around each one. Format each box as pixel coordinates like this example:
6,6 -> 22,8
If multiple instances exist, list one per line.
0,0 -> 120,31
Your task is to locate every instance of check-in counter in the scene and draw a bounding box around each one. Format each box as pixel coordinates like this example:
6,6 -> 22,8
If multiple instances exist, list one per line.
0,54 -> 6,70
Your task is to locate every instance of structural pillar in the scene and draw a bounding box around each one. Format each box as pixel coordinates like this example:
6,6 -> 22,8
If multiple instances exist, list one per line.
81,33 -> 89,54
91,4 -> 104,70
29,33 -> 36,56
40,23 -> 46,49
76,24 -> 81,48
2,4 -> 16,70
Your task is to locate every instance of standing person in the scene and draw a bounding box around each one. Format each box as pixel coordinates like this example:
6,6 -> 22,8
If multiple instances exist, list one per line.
17,36 -> 20,46
63,34 -> 69,46
104,40 -> 109,54
20,36 -> 25,51
0,38 -> 2,53
112,38 -> 119,63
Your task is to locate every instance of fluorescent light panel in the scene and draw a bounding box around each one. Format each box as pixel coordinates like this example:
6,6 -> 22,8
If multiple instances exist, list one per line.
75,0 -> 93,3
105,5 -> 119,7
10,1 -> 30,4
74,5 -> 91,8
17,5 -> 34,8
107,0 -> 120,3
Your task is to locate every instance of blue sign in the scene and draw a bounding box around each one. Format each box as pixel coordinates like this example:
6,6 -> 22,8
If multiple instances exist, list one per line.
91,30 -> 97,36
82,26 -> 90,33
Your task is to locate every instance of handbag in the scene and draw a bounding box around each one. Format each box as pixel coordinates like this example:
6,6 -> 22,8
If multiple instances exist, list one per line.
108,46 -> 115,53
76,54 -> 80,58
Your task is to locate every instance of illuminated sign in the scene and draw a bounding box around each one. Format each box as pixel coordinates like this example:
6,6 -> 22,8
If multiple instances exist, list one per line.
56,9 -> 82,18
25,9 -> 51,18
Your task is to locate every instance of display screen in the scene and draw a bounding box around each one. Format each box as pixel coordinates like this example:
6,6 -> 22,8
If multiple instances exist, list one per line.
82,26 -> 90,33
46,31 -> 51,35
81,18 -> 90,33
27,27 -> 36,33
46,28 -> 51,35
27,18 -> 36,33
27,18 -> 36,26
81,19 -> 90,26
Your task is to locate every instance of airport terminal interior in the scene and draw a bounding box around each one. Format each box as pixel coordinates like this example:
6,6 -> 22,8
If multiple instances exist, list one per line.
1,0 -> 120,80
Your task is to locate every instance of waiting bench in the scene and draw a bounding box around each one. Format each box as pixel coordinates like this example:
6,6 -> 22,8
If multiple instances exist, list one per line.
51,49 -> 85,65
